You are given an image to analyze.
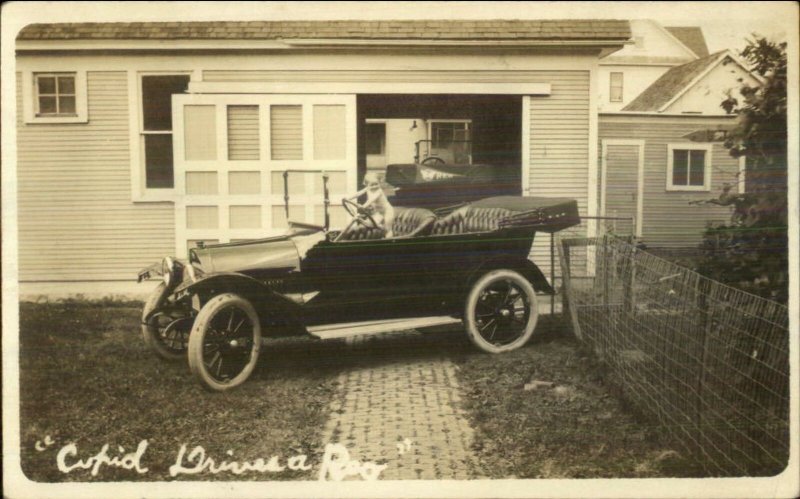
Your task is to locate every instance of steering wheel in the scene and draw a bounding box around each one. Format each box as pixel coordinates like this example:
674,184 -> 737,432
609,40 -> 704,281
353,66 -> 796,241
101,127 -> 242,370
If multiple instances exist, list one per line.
421,156 -> 446,166
342,198 -> 380,230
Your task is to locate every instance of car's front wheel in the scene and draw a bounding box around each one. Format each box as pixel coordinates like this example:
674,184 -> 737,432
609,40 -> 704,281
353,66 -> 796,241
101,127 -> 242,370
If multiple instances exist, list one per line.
188,293 -> 261,391
464,269 -> 538,353
142,282 -> 191,361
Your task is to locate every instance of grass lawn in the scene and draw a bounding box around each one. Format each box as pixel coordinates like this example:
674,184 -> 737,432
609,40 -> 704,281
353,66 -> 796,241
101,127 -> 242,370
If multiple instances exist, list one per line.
18,302 -> 346,482
17,302 -> 702,482
451,316 -> 705,478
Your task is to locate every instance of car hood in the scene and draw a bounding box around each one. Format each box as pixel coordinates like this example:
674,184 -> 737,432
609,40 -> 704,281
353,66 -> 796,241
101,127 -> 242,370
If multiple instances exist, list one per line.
190,228 -> 325,275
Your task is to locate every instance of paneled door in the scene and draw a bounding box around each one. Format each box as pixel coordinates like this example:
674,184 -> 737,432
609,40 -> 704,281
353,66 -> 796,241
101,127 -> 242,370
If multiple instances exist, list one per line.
171,94 -> 357,256
601,139 -> 645,238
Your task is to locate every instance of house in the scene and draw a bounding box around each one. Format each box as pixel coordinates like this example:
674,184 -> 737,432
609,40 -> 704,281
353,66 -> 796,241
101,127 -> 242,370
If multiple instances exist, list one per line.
598,49 -> 763,247
598,19 -> 709,112
14,20 -> 631,297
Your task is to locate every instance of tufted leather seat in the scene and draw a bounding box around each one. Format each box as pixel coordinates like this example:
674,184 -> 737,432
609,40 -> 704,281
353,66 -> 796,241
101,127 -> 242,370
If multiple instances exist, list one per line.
339,206 -> 435,241
430,206 -> 515,235
392,207 -> 436,237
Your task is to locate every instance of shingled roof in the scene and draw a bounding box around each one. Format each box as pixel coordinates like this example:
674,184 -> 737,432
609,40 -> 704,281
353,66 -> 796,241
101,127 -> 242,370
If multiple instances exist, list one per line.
665,26 -> 709,57
17,20 -> 630,41
622,50 -> 728,112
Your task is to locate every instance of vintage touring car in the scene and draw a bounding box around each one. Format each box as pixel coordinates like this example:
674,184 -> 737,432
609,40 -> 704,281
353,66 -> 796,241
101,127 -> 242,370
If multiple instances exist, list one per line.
138,175 -> 579,391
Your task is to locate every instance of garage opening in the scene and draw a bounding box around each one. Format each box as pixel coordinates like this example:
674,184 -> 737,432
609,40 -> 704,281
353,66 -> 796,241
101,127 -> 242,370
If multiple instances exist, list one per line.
356,94 -> 523,196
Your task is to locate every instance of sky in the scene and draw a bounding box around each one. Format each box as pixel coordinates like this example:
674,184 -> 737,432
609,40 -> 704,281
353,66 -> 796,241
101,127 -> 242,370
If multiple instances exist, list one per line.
2,1 -> 794,53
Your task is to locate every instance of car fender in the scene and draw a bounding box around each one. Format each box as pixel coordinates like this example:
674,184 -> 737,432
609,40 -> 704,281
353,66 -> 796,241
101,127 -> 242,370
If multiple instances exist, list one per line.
180,272 -> 306,337
465,257 -> 554,295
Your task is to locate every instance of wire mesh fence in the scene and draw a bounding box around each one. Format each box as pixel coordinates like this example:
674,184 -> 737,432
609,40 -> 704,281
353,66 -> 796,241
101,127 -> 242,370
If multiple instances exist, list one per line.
558,235 -> 790,476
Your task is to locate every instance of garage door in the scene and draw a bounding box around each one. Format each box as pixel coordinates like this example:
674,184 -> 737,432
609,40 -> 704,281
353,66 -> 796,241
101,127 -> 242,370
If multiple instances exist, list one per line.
171,94 -> 356,256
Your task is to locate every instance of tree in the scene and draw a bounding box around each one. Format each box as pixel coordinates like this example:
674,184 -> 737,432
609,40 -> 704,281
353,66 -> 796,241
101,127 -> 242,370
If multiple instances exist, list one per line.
698,37 -> 788,303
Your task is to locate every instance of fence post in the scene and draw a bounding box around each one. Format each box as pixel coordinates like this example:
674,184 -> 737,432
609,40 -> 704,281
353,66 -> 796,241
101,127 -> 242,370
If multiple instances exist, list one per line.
551,232 -> 555,315
561,239 -> 571,319
695,278 -> 713,458
623,241 -> 637,314
602,236 -> 610,308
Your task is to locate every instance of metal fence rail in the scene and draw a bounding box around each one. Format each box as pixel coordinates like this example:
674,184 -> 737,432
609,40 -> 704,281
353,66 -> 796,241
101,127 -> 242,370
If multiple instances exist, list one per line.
558,235 -> 790,476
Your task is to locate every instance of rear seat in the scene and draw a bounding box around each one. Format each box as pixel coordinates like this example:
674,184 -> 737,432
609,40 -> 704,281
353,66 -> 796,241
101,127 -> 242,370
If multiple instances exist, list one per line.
430,206 -> 515,235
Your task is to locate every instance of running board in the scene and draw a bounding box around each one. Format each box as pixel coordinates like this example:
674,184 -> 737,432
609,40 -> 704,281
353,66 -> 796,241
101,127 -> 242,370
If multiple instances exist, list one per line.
307,316 -> 462,340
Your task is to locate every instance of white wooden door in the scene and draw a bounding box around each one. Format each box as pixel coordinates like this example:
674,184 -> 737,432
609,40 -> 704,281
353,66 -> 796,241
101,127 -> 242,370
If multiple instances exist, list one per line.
601,139 -> 645,238
171,94 -> 357,257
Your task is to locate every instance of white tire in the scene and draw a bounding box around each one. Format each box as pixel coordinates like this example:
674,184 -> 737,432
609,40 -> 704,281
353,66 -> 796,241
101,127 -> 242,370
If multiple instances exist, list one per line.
464,269 -> 538,353
188,293 -> 261,391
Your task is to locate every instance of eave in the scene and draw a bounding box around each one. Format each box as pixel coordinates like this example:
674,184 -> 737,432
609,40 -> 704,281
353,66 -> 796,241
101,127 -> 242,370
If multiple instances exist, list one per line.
16,37 -> 630,56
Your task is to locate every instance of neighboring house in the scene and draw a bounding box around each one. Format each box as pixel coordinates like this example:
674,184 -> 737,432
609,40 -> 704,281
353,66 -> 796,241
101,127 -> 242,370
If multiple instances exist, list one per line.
598,49 -> 763,248
598,19 -> 708,112
14,20 -> 630,296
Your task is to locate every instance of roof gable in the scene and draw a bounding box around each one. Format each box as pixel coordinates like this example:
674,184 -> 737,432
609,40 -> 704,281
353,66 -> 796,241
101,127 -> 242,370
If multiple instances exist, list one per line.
600,19 -> 697,65
622,50 -> 729,111
17,20 -> 630,42
665,26 -> 709,57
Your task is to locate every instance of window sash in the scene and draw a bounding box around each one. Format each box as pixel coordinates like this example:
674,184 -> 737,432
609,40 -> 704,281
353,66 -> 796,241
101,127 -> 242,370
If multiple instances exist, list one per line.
609,73 -> 623,102
35,73 -> 77,116
431,121 -> 470,148
139,74 -> 191,190
668,146 -> 710,190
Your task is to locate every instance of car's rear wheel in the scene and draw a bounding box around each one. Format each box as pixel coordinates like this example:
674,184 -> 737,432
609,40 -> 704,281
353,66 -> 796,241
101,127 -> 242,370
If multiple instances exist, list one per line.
464,269 -> 538,353
142,282 -> 191,361
188,293 -> 261,391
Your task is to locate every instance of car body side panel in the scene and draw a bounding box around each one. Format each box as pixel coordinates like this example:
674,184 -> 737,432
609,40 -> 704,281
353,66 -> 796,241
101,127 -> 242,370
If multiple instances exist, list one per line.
298,227 -> 538,325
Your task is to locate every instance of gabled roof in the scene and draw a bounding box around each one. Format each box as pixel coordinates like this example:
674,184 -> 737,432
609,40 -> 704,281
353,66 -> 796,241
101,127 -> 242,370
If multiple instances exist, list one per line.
622,50 -> 728,112
665,26 -> 709,57
17,20 -> 630,42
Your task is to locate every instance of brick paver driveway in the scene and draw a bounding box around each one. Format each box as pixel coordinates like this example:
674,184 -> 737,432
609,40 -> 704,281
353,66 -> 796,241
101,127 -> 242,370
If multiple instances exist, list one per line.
320,330 -> 480,480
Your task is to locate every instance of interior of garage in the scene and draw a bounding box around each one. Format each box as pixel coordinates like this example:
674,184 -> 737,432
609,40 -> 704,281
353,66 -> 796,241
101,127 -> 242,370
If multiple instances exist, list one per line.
356,94 -> 522,192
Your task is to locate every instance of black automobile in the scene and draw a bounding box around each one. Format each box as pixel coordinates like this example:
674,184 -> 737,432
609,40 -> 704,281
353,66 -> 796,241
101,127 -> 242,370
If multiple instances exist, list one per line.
138,185 -> 579,391
386,162 -> 520,209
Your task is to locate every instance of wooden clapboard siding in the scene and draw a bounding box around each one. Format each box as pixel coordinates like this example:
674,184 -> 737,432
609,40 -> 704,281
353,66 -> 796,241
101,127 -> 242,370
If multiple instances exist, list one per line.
16,71 -> 174,281
599,114 -> 739,248
227,105 -> 260,160
528,71 -> 591,280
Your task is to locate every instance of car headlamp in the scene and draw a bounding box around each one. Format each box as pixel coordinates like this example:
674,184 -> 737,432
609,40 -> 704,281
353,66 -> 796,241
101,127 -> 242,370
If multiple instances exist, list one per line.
162,257 -> 174,287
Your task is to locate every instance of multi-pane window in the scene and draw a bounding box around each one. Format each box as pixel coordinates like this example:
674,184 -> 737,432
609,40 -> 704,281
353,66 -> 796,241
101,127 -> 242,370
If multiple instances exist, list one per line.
35,73 -> 76,116
140,74 -> 191,189
668,145 -> 712,191
431,121 -> 470,149
610,72 -> 624,103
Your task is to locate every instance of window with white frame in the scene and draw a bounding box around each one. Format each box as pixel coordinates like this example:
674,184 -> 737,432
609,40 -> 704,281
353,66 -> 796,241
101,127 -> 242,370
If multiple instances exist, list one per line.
667,144 -> 713,191
24,71 -> 88,124
140,74 -> 191,189
609,72 -> 624,103
35,73 -> 76,116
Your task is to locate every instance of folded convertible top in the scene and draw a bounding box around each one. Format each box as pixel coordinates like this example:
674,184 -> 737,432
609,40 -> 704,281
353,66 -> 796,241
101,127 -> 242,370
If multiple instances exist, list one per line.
471,196 -> 581,233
